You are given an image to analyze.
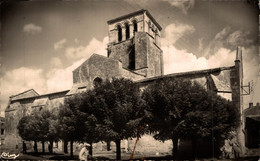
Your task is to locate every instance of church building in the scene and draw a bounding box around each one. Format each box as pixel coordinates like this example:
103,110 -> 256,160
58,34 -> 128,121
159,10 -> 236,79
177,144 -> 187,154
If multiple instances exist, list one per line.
4,9 -> 244,155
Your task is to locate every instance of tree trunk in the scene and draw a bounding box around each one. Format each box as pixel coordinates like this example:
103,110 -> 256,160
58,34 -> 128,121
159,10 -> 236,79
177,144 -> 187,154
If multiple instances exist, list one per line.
64,140 -> 68,154
107,141 -> 111,151
191,137 -> 197,160
22,141 -> 27,154
34,141 -> 38,153
172,137 -> 178,159
49,140 -> 53,154
115,139 -> 121,160
42,141 -> 45,153
214,137 -> 221,159
70,140 -> 73,158
89,143 -> 93,156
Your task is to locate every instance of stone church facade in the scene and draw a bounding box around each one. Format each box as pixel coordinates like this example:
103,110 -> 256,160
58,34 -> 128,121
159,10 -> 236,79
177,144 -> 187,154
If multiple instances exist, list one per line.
4,9 -> 244,155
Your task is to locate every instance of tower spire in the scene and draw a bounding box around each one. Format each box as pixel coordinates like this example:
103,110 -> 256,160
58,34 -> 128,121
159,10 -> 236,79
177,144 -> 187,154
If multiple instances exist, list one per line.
236,46 -> 242,62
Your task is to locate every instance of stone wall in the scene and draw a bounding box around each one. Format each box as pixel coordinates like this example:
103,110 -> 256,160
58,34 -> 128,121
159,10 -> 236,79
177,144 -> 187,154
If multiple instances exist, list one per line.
108,39 -> 134,69
135,32 -> 148,70
4,91 -> 67,151
73,54 -> 122,85
143,12 -> 161,47
230,49 -> 245,153
146,34 -> 163,77
108,32 -> 163,78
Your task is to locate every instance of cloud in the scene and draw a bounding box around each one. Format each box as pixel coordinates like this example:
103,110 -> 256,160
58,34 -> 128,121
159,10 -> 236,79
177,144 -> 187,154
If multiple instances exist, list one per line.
164,0 -> 195,15
162,22 -> 195,46
46,58 -> 86,92
50,57 -> 62,67
198,38 -> 203,52
207,48 -> 235,68
162,45 -> 209,74
65,37 -> 108,60
161,22 -> 207,74
214,26 -> 231,40
204,26 -> 254,57
226,30 -> 253,47
54,38 -> 67,51
0,36 -> 109,113
162,38 -> 259,110
74,38 -> 79,44
47,36 -> 109,92
240,46 -> 259,83
0,58 -> 87,112
161,23 -> 259,92
23,23 -> 42,35
161,23 -> 205,73
200,28 -> 258,106
0,67 -> 46,111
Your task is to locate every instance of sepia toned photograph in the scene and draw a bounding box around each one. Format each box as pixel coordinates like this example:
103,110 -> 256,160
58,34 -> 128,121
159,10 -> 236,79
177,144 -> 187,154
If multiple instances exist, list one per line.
0,0 -> 259,160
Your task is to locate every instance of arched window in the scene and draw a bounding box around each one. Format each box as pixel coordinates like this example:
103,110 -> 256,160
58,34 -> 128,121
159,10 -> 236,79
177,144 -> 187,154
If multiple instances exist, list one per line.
133,20 -> 138,34
93,77 -> 103,87
117,25 -> 122,42
125,23 -> 130,40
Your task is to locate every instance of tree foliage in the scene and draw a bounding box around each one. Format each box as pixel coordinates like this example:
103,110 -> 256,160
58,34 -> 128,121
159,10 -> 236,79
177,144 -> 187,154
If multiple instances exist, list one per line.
17,115 -> 36,142
85,77 -> 145,160
142,78 -> 240,158
17,108 -> 59,153
57,78 -> 145,159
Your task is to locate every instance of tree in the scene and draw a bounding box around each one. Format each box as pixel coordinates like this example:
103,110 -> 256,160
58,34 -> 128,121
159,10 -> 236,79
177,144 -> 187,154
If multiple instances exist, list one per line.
17,108 -> 60,154
58,92 -> 99,157
17,115 -> 39,153
176,87 -> 240,158
87,78 -> 146,160
58,97 -> 86,158
43,108 -> 60,154
142,78 -> 240,159
36,109 -> 51,153
73,91 -> 101,156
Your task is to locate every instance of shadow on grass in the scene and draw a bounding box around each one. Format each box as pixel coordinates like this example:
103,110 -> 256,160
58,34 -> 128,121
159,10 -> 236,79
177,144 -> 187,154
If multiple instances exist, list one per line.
24,152 -> 63,156
49,155 -> 110,160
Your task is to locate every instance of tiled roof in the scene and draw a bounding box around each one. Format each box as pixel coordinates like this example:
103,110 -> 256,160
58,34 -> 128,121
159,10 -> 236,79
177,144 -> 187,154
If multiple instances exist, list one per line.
31,97 -> 49,107
10,89 -> 39,101
210,70 -> 231,93
136,66 -> 234,84
66,83 -> 88,96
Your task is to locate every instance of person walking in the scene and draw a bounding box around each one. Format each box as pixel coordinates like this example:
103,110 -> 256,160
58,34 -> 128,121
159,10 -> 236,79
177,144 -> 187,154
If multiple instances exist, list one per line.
79,143 -> 90,161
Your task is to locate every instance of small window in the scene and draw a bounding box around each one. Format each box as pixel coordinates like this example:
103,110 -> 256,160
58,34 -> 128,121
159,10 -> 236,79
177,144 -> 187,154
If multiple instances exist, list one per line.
125,23 -> 130,40
133,20 -> 137,34
1,129 -> 4,135
117,25 -> 122,42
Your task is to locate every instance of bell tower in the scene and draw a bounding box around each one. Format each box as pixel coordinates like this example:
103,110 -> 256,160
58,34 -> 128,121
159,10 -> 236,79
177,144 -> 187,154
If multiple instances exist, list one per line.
107,9 -> 164,78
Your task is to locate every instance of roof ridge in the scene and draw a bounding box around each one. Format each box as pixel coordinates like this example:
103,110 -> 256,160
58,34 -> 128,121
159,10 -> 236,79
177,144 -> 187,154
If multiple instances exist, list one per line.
136,66 -> 234,83
10,89 -> 39,98
10,90 -> 70,102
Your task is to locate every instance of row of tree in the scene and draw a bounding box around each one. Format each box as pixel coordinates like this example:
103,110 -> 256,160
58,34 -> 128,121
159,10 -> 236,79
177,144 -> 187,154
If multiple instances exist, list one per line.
17,78 -> 240,159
